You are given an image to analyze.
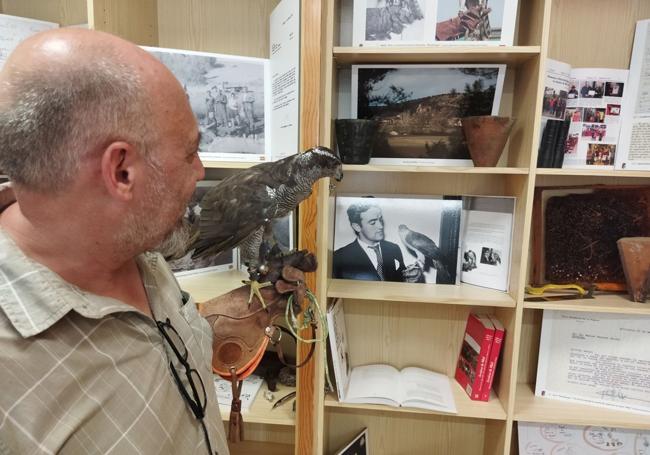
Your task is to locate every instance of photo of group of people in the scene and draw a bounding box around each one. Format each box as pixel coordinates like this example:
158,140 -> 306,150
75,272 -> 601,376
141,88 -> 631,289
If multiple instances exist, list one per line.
145,46 -> 268,161
542,87 -> 567,119
581,123 -> 607,141
586,143 -> 616,166
567,80 -> 624,100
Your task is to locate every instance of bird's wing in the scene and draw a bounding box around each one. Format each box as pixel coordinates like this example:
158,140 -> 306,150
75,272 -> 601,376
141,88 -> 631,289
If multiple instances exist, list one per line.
190,166 -> 282,258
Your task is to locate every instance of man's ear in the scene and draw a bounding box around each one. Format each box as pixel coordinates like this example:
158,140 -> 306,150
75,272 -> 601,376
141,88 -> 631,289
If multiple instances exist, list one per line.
351,222 -> 361,235
100,141 -> 140,201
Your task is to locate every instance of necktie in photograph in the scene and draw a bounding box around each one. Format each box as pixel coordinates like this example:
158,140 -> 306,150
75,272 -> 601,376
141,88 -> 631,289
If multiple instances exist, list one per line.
370,244 -> 384,280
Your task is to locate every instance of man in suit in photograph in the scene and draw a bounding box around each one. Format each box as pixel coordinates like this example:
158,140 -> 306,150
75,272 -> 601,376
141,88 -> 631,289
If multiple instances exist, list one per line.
333,201 -> 405,282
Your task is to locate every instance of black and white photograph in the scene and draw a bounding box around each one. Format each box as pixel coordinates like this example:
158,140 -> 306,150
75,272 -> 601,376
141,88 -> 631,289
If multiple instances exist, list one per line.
351,64 -> 505,165
352,0 -> 431,46
480,247 -> 501,266
351,0 -> 518,47
334,428 -> 369,455
166,180 -> 238,276
332,195 -> 462,284
145,46 -> 269,162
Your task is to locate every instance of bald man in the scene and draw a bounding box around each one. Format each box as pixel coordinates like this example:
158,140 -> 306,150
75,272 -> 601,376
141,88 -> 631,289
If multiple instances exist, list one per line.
0,29 -> 229,454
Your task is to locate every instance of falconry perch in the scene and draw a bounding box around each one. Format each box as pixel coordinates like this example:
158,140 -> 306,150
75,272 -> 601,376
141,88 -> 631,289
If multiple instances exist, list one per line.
176,146 -> 343,306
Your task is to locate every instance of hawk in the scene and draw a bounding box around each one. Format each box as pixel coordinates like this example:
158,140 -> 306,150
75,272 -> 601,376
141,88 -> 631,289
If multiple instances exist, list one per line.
173,146 -> 342,306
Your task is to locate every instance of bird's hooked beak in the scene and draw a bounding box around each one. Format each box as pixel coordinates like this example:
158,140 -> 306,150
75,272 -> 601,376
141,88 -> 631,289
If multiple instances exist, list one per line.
333,163 -> 343,182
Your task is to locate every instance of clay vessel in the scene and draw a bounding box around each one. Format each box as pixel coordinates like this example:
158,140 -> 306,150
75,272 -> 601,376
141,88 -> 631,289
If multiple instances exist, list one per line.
335,119 -> 379,165
617,237 -> 650,303
461,116 -> 515,167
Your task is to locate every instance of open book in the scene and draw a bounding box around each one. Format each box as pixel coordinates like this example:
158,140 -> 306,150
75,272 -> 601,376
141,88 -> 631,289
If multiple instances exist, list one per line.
345,364 -> 457,413
540,59 -> 628,169
327,299 -> 457,414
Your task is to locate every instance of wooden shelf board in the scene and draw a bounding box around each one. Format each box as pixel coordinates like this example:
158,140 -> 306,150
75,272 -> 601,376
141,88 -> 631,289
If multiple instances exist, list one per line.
333,45 -> 541,65
324,381 -> 506,421
515,383 -> 650,430
328,279 -> 516,307
219,381 -> 296,427
342,164 -> 529,174
228,441 -> 294,455
177,269 -> 247,303
523,292 -> 650,315
536,168 -> 650,178
200,159 -> 261,169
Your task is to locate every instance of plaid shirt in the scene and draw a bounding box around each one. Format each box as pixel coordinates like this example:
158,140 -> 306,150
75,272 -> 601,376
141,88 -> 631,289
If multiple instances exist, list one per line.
0,185 -> 229,455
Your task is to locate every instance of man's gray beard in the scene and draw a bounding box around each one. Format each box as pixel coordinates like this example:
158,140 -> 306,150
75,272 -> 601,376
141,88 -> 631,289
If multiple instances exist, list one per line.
154,217 -> 192,259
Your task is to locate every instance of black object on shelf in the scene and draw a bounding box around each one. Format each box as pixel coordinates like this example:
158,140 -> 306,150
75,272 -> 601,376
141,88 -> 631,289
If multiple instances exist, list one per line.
537,118 -> 570,168
334,119 -> 379,164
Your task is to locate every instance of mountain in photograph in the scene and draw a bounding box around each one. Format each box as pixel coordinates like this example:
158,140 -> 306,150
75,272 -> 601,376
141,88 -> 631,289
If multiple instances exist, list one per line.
357,69 -> 497,160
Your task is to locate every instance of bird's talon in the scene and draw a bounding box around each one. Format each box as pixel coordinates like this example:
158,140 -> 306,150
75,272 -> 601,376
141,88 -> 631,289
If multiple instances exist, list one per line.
243,280 -> 273,308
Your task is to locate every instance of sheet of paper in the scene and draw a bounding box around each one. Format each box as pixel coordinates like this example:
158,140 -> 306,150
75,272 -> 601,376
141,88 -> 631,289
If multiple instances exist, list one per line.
617,19 -> 650,170
345,364 -> 401,405
562,68 -> 628,169
518,421 -> 650,454
269,0 -> 300,161
0,14 -> 58,69
536,310 -> 650,415
460,196 -> 514,292
214,374 -> 264,411
400,367 -> 457,413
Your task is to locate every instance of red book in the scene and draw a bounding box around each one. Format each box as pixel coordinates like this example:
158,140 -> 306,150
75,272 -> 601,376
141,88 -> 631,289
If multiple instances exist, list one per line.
478,315 -> 506,401
454,313 -> 495,400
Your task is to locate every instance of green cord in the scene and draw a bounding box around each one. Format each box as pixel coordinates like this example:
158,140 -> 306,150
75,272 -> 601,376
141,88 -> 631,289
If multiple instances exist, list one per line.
286,290 -> 335,392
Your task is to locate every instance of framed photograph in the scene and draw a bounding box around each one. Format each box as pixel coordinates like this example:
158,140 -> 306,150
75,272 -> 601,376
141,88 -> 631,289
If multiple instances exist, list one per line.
334,427 -> 369,455
144,46 -> 270,162
0,14 -> 58,69
167,180 -> 238,276
531,185 -> 650,289
332,195 -> 462,284
351,64 -> 505,165
351,0 -> 518,47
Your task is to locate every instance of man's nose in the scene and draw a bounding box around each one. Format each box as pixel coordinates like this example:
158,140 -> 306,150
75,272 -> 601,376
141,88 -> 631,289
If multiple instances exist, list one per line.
194,154 -> 206,181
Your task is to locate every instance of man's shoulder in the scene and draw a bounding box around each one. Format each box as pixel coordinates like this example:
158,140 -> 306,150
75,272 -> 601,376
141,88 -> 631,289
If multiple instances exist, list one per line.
334,241 -> 359,256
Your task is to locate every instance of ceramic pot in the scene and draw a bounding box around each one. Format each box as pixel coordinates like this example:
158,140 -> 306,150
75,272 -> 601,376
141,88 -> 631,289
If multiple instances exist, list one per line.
617,237 -> 650,303
335,119 -> 379,165
461,116 -> 515,167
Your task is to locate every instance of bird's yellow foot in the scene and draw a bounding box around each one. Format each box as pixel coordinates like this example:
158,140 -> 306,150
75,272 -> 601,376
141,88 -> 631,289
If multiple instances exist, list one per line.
242,280 -> 273,308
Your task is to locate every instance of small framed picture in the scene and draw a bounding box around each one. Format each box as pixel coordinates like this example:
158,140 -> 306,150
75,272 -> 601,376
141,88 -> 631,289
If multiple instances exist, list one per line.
167,180 -> 238,276
351,0 -> 518,47
350,63 -> 506,166
334,428 -> 369,455
333,195 -> 462,284
144,46 -> 270,162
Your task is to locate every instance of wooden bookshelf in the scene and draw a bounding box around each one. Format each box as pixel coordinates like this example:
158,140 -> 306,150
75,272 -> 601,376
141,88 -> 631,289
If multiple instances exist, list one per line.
324,380 -> 507,421
219,382 -> 296,427
328,279 -> 516,307
342,165 -> 529,175
514,383 -> 650,431
523,293 -> 650,315
333,45 -> 541,65
176,269 -> 247,303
